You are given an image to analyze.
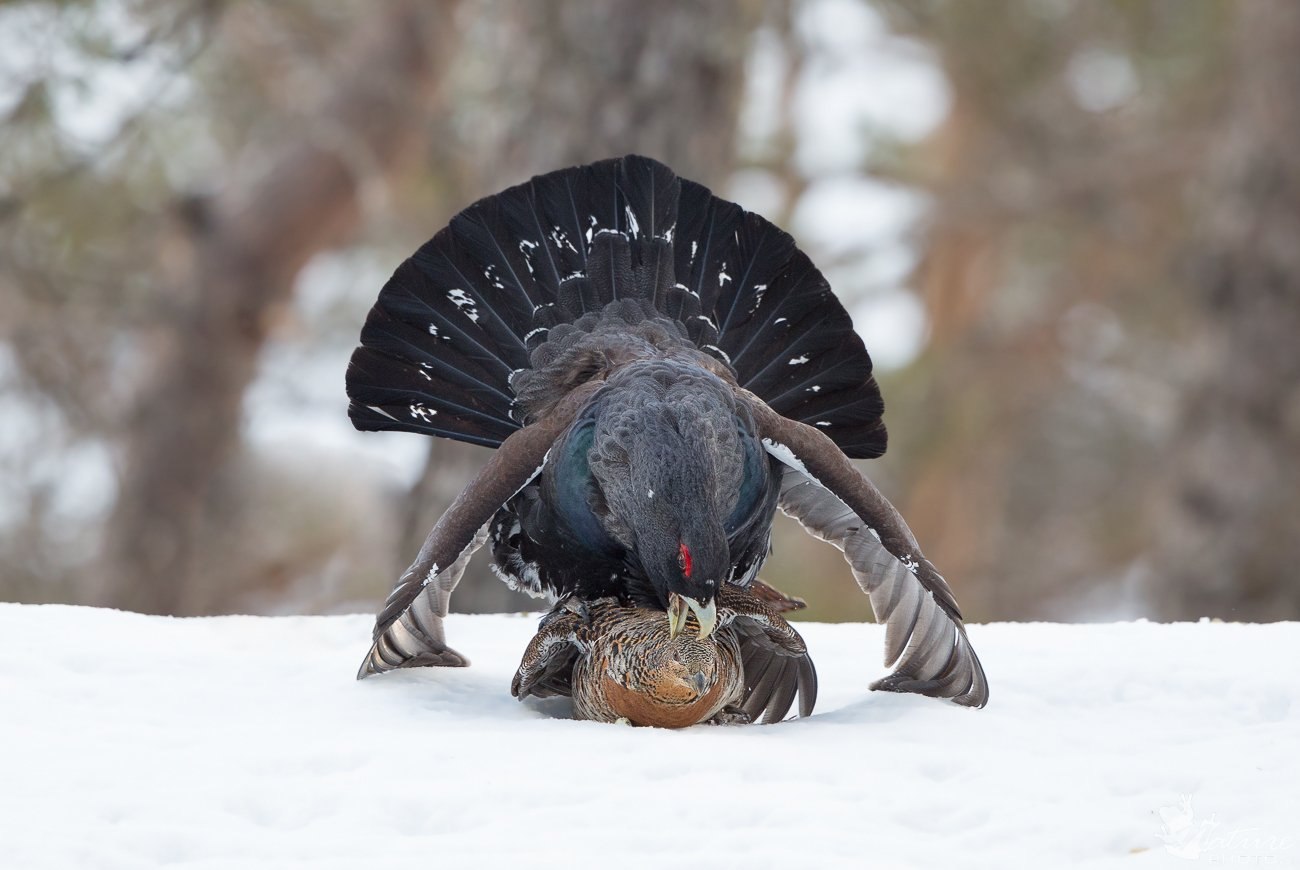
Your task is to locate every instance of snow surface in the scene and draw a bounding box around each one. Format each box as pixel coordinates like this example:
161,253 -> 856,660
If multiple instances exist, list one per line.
3,605 -> 1297,869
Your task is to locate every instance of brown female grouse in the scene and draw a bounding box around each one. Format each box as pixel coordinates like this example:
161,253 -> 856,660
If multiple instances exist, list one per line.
511,581 -> 815,727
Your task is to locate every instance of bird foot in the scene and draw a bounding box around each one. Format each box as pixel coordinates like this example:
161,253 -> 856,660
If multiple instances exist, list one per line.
547,595 -> 589,623
706,707 -> 753,726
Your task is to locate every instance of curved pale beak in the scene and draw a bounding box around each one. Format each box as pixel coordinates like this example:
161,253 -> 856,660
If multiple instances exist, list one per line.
667,593 -> 718,640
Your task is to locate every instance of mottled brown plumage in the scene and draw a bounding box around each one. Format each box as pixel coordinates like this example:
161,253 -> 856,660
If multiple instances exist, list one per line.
512,582 -> 816,728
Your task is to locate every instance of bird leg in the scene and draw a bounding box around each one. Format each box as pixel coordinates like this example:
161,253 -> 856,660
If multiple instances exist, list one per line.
706,706 -> 753,726
546,594 -> 595,629
745,578 -> 807,613
718,584 -> 807,656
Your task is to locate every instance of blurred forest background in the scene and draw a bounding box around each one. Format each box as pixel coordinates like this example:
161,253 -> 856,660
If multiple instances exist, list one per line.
2,0 -> 1297,623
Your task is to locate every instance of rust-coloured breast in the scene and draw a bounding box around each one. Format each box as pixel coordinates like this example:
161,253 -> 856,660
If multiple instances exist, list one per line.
601,668 -> 731,729
560,601 -> 746,728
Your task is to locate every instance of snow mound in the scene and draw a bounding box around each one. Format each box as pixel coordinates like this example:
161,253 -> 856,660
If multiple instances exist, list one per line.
2,605 -> 1296,869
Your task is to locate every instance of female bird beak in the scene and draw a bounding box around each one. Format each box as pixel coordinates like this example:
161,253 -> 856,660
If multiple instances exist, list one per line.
667,592 -> 718,640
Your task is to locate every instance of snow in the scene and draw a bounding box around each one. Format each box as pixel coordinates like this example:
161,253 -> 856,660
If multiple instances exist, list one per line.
3,605 -> 1296,869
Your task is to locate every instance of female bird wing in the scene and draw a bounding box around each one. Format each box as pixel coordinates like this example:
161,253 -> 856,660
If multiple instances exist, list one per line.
720,584 -> 818,723
511,604 -> 584,700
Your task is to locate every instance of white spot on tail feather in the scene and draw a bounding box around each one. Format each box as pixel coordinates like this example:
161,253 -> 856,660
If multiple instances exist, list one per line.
704,344 -> 731,364
447,289 -> 480,323
788,355 -> 810,365
518,239 -> 538,275
550,226 -> 578,254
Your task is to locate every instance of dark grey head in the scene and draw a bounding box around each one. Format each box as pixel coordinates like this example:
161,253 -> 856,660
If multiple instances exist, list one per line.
585,362 -> 766,636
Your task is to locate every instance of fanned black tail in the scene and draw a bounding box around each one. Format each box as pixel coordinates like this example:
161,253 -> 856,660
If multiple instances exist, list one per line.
347,155 -> 887,458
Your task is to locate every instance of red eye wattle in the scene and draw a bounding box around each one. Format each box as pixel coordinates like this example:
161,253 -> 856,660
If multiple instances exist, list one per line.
678,542 -> 692,579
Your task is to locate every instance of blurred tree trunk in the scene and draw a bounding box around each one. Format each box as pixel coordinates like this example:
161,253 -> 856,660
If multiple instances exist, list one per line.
495,0 -> 756,181
406,0 -> 763,612
871,0 -> 1233,621
1153,0 -> 1300,619
101,1 -> 458,614
893,84 -> 1015,622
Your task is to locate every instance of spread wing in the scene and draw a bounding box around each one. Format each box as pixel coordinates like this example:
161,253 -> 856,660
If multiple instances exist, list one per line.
357,419 -> 566,679
748,395 -> 988,708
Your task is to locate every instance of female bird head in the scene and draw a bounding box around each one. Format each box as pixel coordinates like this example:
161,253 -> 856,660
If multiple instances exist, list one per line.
594,603 -> 744,728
